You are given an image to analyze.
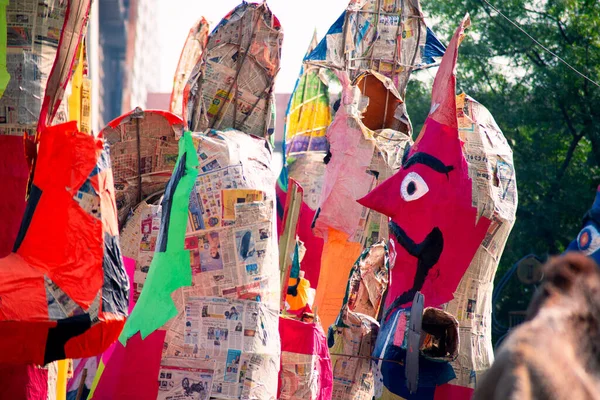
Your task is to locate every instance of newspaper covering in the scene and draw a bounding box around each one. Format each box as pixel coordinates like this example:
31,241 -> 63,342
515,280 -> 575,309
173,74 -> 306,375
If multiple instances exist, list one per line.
457,94 -> 518,225
184,131 -> 279,307
184,203 -> 277,304
440,94 -> 518,387
0,0 -> 71,136
101,110 -> 182,226
286,152 -> 327,211
328,241 -> 389,400
352,146 -> 399,244
279,352 -> 318,399
170,18 -> 209,116
186,2 -> 282,138
329,312 -> 379,400
345,0 -> 426,92
161,297 -> 280,400
119,202 -> 163,301
347,0 -> 426,94
188,167 -> 268,230
80,75 -> 92,133
306,0 -> 426,96
187,130 -> 276,228
158,365 -> 214,400
154,129 -> 280,400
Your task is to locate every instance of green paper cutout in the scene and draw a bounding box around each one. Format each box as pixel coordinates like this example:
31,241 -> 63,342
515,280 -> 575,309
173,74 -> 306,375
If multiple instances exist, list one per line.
120,131 -> 199,344
0,0 -> 10,98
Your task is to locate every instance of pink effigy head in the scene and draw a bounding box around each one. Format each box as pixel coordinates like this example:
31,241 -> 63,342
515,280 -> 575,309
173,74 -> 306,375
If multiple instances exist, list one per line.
358,15 -> 491,317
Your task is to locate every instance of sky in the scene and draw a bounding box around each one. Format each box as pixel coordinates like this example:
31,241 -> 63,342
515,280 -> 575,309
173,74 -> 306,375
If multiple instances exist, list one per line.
156,0 -> 349,94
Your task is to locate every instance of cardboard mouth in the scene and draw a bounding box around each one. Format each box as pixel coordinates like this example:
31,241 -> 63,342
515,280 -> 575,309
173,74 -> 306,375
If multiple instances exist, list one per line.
420,307 -> 459,361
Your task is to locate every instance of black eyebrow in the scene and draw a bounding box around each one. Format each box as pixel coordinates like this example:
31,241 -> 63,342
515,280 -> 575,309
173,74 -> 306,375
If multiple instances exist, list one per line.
403,152 -> 454,177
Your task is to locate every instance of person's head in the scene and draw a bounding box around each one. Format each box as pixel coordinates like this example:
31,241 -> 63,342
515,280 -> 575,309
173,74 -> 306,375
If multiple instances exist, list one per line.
210,247 -> 220,259
231,307 -> 236,313
527,253 -> 600,321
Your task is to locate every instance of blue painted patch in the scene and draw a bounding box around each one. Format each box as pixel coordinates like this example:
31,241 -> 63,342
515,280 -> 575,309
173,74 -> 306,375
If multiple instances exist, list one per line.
566,186 -> 600,265
373,307 -> 456,399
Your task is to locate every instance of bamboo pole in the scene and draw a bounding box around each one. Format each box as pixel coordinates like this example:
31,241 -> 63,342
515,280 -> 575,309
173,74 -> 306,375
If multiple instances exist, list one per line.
278,179 -> 303,312
75,368 -> 88,400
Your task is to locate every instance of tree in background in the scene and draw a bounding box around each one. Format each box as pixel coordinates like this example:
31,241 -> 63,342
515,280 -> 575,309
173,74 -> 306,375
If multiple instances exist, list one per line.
404,0 -> 600,340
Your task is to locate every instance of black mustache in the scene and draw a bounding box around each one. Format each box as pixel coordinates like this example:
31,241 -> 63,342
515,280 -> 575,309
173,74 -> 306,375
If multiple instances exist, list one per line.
384,221 -> 443,320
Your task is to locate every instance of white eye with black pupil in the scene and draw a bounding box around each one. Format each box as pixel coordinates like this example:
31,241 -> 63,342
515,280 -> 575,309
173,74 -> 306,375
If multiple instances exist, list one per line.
400,172 -> 429,201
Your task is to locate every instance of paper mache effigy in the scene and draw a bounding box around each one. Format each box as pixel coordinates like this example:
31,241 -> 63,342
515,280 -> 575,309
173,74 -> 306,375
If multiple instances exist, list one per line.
91,129 -> 281,399
100,109 -> 184,227
184,2 -> 282,139
171,18 -> 210,116
0,1 -> 100,398
1,0 -> 91,136
91,2 -> 285,397
0,121 -> 129,365
156,129 -> 281,399
358,15 -> 517,399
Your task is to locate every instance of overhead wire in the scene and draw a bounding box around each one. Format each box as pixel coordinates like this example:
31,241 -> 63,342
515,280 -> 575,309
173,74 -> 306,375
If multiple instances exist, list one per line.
480,0 -> 600,89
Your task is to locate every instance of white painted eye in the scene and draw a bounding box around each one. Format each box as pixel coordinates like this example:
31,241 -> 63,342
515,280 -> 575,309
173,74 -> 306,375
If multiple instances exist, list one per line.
577,225 -> 600,255
400,172 -> 429,201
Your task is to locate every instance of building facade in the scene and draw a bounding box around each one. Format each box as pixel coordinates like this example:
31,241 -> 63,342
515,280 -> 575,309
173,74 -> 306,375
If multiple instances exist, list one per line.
88,0 -> 159,132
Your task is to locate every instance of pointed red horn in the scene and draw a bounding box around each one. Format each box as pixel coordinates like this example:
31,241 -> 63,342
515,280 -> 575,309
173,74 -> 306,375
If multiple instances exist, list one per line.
428,13 -> 471,129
